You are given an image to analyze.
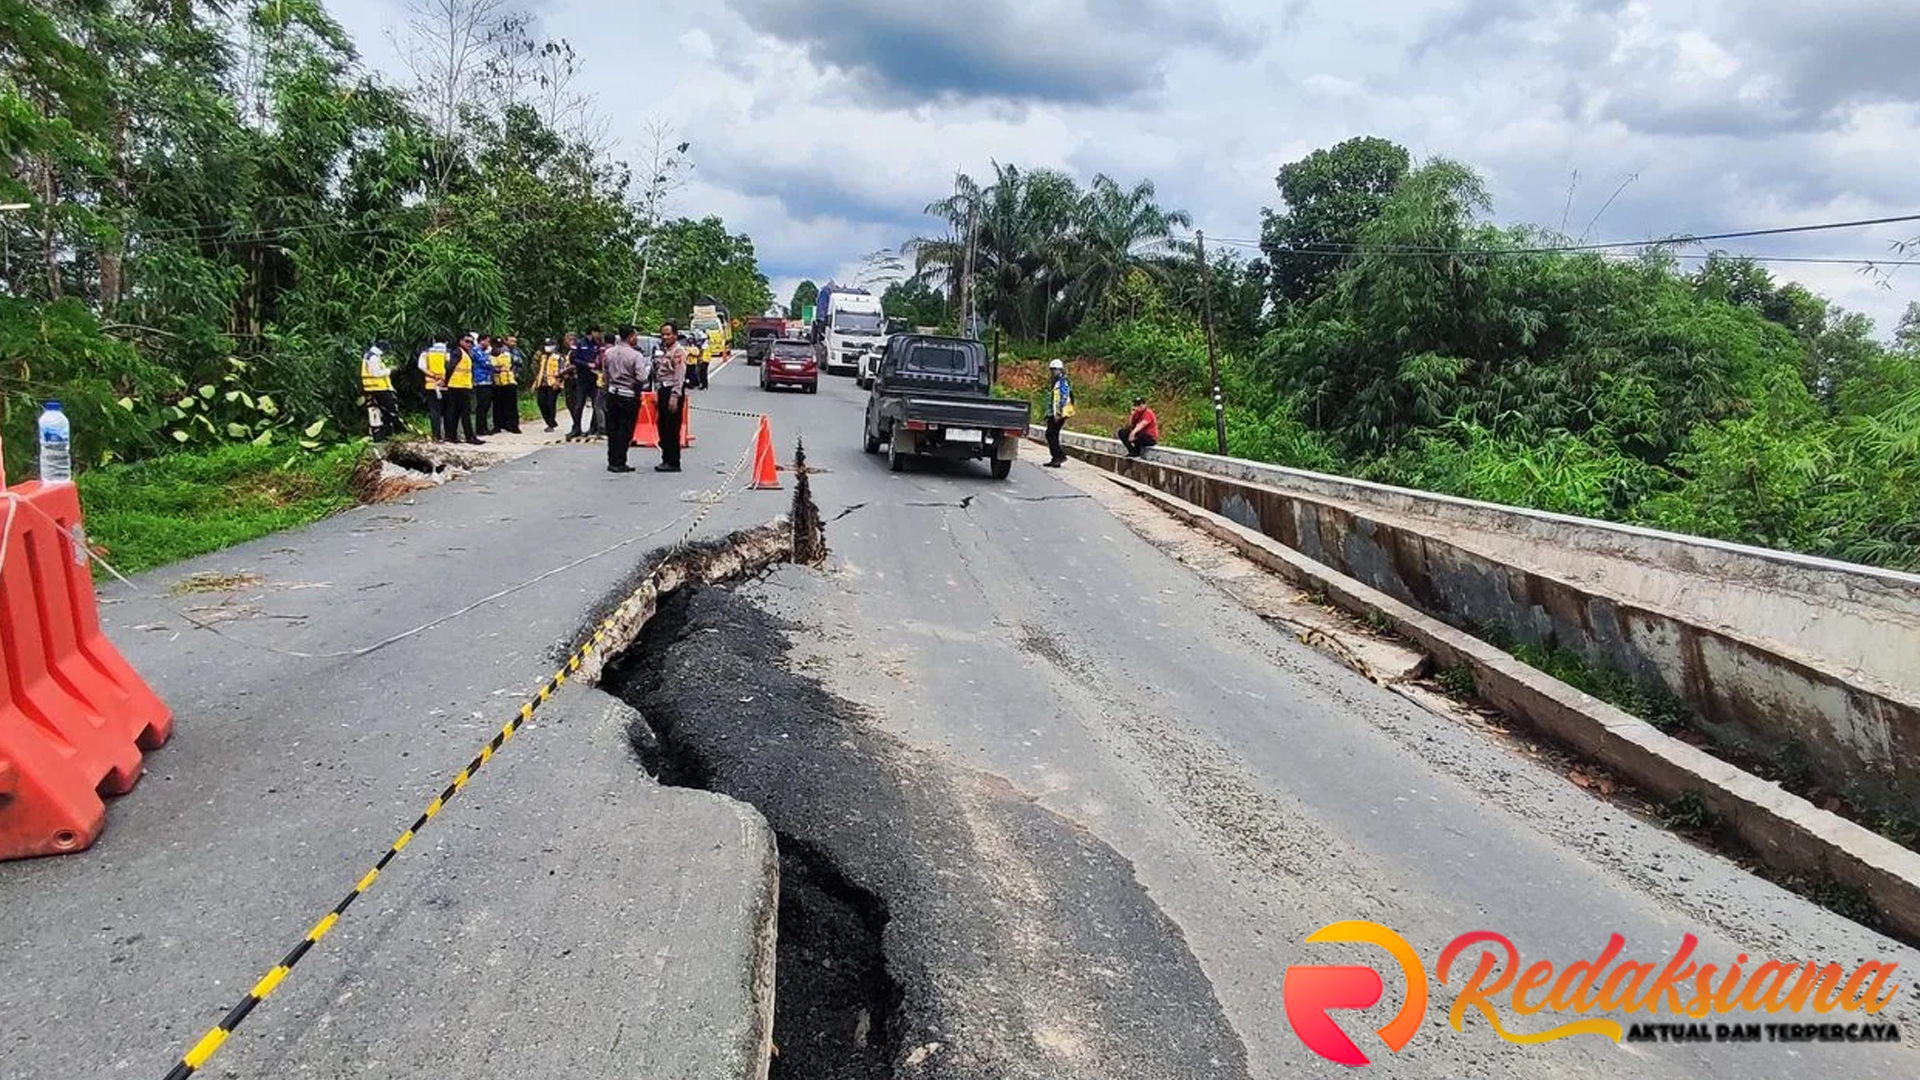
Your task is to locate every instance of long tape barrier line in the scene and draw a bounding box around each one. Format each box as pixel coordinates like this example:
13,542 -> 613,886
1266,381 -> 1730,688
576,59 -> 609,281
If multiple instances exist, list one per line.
154,433 -> 760,1080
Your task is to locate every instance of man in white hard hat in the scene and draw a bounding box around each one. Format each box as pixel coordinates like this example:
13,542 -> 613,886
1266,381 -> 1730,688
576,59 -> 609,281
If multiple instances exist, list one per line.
1043,358 -> 1074,467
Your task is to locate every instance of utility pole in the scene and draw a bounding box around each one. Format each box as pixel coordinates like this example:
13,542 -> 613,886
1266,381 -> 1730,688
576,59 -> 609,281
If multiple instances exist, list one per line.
1197,230 -> 1227,455
632,238 -> 652,326
959,202 -> 977,339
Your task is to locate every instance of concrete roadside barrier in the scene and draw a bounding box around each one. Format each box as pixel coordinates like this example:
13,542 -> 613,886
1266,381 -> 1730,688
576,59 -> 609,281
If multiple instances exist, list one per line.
1077,462 -> 1920,941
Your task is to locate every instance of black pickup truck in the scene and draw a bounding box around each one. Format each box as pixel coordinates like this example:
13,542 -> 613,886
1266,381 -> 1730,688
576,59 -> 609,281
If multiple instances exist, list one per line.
862,334 -> 1031,478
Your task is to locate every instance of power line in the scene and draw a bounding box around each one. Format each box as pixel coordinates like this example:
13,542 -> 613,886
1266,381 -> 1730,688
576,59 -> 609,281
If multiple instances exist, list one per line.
1197,243 -> 1913,269
1201,212 -> 1920,257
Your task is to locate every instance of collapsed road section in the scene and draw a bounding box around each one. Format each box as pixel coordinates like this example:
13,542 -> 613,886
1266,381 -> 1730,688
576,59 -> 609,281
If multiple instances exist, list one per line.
603,585 -> 1252,1080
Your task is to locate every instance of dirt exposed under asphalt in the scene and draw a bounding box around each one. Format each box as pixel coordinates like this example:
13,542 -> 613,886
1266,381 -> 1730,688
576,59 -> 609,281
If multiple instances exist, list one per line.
605,585 -> 1251,1080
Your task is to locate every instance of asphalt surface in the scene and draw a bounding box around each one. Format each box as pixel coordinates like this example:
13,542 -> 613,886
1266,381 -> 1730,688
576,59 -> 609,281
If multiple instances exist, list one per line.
617,586 -> 1248,1078
660,366 -> 1920,1078
0,373 -> 788,1080
6,358 -> 1919,1080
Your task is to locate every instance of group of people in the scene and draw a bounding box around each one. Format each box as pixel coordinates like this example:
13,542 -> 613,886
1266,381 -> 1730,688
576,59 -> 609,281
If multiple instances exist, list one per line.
588,322 -> 693,474
359,332 -> 528,445
357,325 -> 722,468
1042,357 -> 1160,466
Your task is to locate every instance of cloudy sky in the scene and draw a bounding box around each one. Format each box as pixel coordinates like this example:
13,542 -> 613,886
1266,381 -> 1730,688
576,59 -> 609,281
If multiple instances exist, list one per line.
330,0 -> 1920,333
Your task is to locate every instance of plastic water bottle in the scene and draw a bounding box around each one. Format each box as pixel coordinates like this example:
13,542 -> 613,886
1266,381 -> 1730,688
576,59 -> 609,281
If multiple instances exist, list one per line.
38,401 -> 71,484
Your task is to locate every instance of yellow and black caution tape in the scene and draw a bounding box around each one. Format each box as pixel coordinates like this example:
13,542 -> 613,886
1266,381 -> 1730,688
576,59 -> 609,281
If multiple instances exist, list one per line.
690,403 -> 771,421
157,434 -> 761,1080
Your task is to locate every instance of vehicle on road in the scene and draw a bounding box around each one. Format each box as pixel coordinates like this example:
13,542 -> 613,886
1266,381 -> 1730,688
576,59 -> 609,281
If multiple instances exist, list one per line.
690,301 -> 729,354
744,316 -> 785,366
855,341 -> 884,389
862,334 -> 1029,478
760,338 -> 819,393
813,285 -> 885,376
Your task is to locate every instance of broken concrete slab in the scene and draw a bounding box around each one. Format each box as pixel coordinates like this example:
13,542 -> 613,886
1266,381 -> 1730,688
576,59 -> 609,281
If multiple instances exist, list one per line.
0,440 -> 793,1080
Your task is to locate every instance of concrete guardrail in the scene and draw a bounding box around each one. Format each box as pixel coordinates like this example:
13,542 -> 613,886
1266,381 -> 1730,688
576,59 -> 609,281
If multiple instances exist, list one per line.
1054,430 -> 1920,827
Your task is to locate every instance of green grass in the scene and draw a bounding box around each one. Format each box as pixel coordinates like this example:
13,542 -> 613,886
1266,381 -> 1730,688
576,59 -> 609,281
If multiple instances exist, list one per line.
1505,638 -> 1692,732
75,441 -> 371,575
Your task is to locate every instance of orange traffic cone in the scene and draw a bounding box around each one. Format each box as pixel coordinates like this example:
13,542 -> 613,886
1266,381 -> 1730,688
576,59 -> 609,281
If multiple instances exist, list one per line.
633,393 -> 660,447
750,415 -> 780,490
680,400 -> 695,447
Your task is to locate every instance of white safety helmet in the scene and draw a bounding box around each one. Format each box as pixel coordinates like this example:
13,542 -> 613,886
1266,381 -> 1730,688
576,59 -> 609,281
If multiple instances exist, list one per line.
1048,358 -> 1065,371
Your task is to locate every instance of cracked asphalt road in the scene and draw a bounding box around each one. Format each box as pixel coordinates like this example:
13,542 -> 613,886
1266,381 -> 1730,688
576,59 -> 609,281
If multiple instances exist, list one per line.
6,360 -> 1916,1080
679,370 -> 1920,1078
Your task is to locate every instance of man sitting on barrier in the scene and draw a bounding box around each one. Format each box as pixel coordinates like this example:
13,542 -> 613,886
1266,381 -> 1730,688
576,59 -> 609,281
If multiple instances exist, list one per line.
1118,396 -> 1159,457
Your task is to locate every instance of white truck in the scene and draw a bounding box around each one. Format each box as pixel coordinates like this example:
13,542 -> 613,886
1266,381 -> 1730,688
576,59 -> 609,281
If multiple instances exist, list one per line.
814,287 -> 886,376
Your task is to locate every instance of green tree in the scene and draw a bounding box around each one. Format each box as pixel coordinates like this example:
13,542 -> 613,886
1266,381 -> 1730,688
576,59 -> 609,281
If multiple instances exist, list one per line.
1259,136 -> 1411,313
904,163 -> 1189,341
882,278 -> 946,328
637,216 -> 772,328
788,279 -> 818,319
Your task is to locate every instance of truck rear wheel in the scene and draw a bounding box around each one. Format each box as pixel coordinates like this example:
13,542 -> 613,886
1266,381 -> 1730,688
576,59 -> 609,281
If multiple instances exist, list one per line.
888,434 -> 907,472
990,458 -> 1012,480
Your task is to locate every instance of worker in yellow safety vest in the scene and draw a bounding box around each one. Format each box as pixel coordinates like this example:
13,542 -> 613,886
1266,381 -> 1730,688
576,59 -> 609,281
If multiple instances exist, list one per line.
361,341 -> 400,441
489,338 -> 522,434
443,332 -> 482,445
533,338 -> 565,432
417,336 -> 452,442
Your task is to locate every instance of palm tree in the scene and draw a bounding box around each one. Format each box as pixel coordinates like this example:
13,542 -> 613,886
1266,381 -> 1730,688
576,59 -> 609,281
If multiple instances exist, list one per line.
1063,174 -> 1192,324
904,165 -> 1189,339
903,170 -> 986,325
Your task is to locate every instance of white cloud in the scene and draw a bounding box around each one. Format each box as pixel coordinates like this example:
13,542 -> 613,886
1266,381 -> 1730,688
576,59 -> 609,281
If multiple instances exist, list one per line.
327,0 -> 1920,334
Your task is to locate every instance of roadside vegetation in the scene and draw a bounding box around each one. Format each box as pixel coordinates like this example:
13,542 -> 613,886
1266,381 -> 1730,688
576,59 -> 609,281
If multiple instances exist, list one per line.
76,441 -> 371,575
5,0 -> 770,568
905,145 -> 1920,573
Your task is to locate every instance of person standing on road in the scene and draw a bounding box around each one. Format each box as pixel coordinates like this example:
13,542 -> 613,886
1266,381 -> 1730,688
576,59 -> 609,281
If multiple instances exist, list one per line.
599,327 -> 648,473
489,338 -> 521,434
653,321 -> 688,473
534,338 -> 565,432
1043,358 -> 1074,467
589,330 -> 610,438
445,333 -> 483,445
564,331 -> 594,439
688,330 -> 710,390
417,336 -> 452,442
1118,396 -> 1158,457
361,341 -> 400,441
471,333 -> 496,437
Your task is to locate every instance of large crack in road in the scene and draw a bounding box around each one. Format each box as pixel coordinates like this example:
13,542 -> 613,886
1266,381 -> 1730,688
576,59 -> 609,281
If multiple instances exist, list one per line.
603,584 -> 1251,1079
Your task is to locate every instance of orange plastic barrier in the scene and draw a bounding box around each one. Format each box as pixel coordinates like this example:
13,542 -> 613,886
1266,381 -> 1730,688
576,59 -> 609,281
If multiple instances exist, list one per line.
750,416 -> 780,490
630,394 -> 695,449
632,394 -> 660,448
0,481 -> 172,860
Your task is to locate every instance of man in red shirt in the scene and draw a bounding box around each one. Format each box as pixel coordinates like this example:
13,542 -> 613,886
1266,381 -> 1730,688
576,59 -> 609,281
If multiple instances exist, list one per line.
1118,396 -> 1159,457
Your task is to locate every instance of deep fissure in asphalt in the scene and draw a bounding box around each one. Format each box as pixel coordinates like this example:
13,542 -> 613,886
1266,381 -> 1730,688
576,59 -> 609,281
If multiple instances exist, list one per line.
607,588 -> 901,1080
600,579 -> 1253,1079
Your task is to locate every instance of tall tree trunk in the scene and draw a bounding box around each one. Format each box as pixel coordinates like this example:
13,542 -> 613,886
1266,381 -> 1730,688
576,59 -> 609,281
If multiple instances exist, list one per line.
98,104 -> 132,310
39,157 -> 60,300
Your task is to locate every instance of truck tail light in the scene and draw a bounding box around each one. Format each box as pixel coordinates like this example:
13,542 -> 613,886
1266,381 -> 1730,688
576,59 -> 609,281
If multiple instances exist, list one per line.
1003,427 -> 1027,436
904,420 -> 930,431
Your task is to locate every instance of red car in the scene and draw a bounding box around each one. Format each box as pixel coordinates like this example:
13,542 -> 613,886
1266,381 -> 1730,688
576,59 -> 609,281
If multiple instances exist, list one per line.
760,339 -> 819,393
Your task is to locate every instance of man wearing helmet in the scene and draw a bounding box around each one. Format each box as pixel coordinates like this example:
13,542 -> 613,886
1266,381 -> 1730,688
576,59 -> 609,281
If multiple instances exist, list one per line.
1043,358 -> 1074,467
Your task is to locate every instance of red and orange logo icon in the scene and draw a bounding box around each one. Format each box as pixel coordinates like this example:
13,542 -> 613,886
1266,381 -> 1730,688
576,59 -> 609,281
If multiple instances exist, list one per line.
1282,921 -> 1428,1066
